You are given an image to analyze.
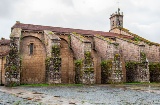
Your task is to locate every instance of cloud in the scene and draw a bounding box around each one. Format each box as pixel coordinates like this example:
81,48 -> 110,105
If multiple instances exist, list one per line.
59,0 -> 74,7
0,0 -> 19,18
0,0 -> 159,43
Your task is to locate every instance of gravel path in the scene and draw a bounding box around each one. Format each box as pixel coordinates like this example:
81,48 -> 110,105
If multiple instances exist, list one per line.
0,85 -> 160,105
0,89 -> 40,105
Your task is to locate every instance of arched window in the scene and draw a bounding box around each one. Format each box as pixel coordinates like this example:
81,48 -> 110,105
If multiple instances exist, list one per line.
30,43 -> 34,55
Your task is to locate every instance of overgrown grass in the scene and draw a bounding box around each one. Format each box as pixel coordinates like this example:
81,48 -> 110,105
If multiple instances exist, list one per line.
20,83 -> 83,87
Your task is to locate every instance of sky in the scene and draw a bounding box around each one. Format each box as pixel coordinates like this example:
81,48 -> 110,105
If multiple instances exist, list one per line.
0,0 -> 160,43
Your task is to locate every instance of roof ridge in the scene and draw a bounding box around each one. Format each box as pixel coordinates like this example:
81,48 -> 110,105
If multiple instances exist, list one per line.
12,22 -> 134,39
12,22 -> 109,33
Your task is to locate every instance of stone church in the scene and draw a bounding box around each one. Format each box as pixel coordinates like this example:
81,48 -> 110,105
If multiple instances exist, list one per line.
0,9 -> 160,86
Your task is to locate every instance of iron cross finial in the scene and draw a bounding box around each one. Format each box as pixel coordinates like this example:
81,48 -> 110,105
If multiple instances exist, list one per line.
118,8 -> 120,14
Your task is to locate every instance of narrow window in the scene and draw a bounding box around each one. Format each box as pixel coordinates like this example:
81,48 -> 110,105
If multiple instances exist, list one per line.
112,21 -> 114,26
30,43 -> 34,55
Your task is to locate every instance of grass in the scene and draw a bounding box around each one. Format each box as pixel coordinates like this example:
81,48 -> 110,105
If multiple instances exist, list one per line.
123,82 -> 160,86
20,82 -> 160,87
20,83 -> 83,87
13,101 -> 21,105
124,82 -> 141,85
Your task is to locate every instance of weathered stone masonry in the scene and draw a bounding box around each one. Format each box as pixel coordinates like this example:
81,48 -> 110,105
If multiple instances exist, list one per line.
0,38 -> 10,85
20,30 -> 46,84
94,35 -> 125,83
71,33 -> 94,84
5,28 -> 21,86
44,31 -> 61,84
0,9 -> 160,86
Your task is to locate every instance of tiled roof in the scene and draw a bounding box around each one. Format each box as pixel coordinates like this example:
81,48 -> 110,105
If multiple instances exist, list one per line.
0,51 -> 9,56
12,22 -> 133,39
0,39 -> 10,45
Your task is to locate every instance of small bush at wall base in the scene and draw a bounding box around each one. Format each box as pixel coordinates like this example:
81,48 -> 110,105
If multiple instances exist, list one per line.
101,60 -> 112,84
149,63 -> 160,82
75,60 -> 83,84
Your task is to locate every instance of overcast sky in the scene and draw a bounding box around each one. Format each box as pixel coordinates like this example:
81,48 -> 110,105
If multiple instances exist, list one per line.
0,0 -> 160,43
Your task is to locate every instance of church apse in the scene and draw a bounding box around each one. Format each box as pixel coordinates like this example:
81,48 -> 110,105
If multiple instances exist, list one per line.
20,34 -> 46,84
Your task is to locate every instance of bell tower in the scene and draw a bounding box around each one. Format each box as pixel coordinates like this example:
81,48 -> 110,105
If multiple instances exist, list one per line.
110,8 -> 123,30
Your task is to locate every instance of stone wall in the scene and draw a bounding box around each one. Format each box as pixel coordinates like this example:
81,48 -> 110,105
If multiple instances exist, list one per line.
110,27 -> 160,63
22,31 -> 44,42
144,44 -> 160,62
110,28 -> 133,37
4,28 -> 21,86
71,33 -> 94,84
2,26 -> 159,86
44,31 -> 62,84
136,63 -> 149,82
116,38 -> 140,62
20,33 -> 46,84
94,36 -> 111,60
126,62 -> 150,83
44,31 -> 53,57
70,34 -> 88,59
0,45 -> 10,54
70,33 -> 92,59
91,50 -> 101,84
94,35 -> 125,83
0,57 -> 6,85
84,36 -> 94,49
60,39 -> 74,83
83,36 -> 102,84
0,40 -> 10,85
0,58 -> 1,84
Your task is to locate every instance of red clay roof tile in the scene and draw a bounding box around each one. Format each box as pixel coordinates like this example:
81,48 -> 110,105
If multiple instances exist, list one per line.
0,39 -> 10,45
0,51 -> 9,56
12,22 -> 133,39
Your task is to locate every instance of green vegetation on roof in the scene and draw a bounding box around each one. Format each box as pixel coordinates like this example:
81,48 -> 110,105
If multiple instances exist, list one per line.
95,34 -> 113,44
117,27 -> 160,46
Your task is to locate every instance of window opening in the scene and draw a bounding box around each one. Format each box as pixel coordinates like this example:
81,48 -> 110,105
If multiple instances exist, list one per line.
30,43 -> 34,55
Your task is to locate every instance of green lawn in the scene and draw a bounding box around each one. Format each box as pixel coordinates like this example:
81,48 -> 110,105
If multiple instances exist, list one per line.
20,83 -> 83,87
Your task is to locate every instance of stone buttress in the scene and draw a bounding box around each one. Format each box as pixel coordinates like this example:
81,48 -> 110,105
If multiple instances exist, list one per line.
71,33 -> 94,84
5,28 -> 21,86
44,30 -> 61,84
94,35 -> 126,83
135,45 -> 150,82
